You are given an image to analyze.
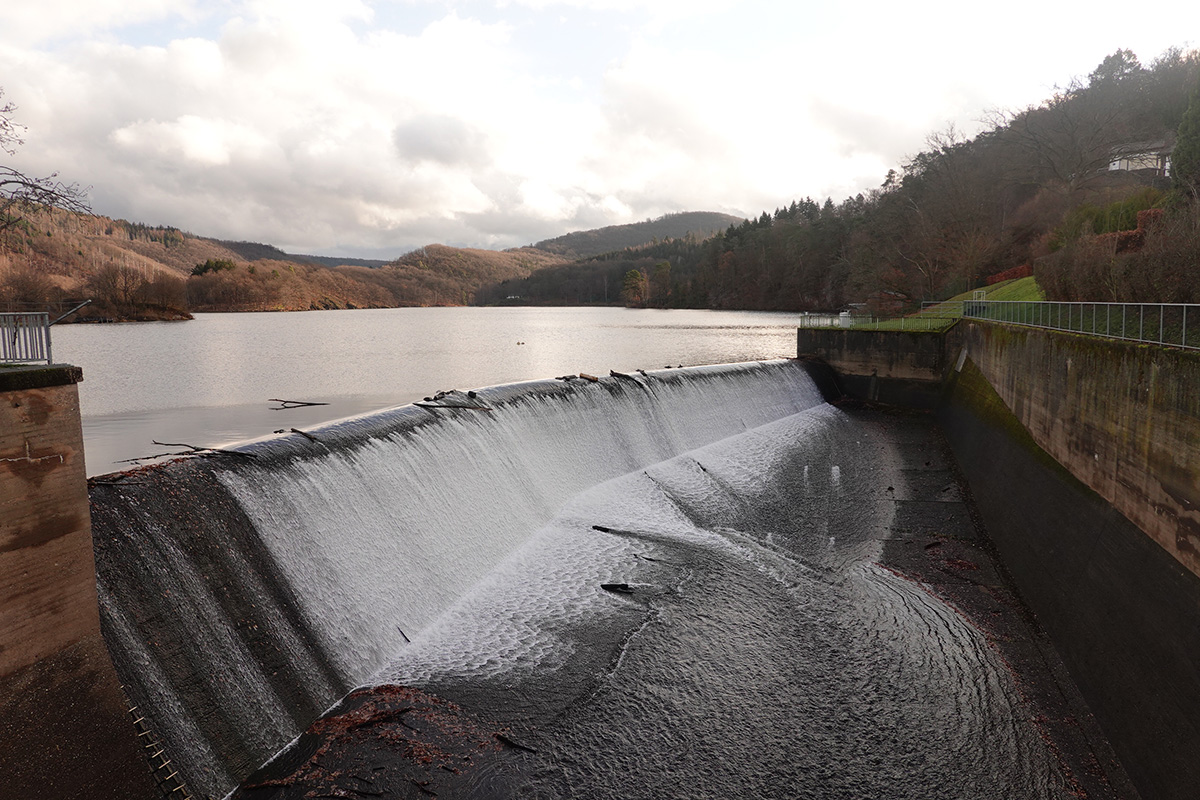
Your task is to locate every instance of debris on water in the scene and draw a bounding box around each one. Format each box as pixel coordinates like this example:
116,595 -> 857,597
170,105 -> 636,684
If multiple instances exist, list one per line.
495,732 -> 537,753
269,398 -> 329,410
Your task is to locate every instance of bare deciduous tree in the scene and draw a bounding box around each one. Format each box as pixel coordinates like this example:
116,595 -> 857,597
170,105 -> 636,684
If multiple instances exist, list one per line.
1,87 -> 89,238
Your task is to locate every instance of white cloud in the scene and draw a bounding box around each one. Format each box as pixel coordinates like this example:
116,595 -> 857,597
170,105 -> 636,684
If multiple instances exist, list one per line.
1,0 -> 1198,256
0,0 -> 202,45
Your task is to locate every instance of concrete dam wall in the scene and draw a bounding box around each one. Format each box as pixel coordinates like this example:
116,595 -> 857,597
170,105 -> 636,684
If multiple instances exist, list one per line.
89,362 -> 836,797
77,358 -> 1123,799
800,323 -> 1200,800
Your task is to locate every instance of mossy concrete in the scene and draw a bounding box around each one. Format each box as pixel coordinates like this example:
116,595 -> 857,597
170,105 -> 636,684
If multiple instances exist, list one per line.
955,321 -> 1200,579
941,358 -> 1200,800
796,328 -> 954,407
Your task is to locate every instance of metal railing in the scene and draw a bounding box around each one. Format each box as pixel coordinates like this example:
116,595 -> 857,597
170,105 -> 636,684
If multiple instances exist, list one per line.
0,312 -> 52,364
963,301 -> 1200,351
798,305 -> 962,332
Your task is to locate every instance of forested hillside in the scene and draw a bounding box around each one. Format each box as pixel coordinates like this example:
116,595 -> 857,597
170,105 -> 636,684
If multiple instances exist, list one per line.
484,48 -> 1200,311
0,210 -> 569,317
533,212 -> 742,258
0,203 -> 731,317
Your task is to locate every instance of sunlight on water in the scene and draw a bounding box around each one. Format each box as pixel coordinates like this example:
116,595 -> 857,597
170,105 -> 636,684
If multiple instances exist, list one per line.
52,307 -> 800,474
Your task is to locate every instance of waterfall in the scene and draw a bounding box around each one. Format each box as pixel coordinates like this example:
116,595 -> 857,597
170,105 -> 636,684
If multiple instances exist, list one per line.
91,360 -> 827,798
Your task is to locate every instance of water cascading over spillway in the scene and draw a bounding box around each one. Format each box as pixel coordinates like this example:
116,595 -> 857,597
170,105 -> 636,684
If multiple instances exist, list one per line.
91,362 -> 831,797
91,360 -> 1072,799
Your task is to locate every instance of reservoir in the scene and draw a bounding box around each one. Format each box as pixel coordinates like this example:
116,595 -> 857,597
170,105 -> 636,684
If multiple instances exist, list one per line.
51,307 -> 800,475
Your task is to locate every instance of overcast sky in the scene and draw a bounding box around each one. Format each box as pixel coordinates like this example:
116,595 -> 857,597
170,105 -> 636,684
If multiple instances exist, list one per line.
1,1 -> 1197,258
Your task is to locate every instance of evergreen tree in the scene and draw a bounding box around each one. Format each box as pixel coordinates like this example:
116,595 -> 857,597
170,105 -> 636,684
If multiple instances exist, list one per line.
1173,82 -> 1200,196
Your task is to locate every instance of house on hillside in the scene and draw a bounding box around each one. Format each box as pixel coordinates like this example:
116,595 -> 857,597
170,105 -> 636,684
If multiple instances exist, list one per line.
1108,137 -> 1174,177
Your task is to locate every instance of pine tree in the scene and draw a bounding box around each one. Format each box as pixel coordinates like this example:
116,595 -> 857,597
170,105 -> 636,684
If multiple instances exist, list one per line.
1173,82 -> 1200,196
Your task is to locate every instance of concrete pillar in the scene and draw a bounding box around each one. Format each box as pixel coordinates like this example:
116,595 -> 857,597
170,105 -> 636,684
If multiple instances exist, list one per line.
0,365 -> 155,800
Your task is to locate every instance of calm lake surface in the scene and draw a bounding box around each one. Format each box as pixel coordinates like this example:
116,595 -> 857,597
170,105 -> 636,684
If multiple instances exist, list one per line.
52,307 -> 802,475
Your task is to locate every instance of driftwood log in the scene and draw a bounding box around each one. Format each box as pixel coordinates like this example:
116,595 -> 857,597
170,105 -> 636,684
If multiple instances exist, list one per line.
269,398 -> 330,410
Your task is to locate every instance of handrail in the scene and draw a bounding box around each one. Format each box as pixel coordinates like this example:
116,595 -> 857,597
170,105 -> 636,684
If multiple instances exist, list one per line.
0,312 -> 52,364
963,300 -> 1200,351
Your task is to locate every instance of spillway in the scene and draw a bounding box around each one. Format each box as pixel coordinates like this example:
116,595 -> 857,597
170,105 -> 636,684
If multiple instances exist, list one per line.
89,361 -> 1087,799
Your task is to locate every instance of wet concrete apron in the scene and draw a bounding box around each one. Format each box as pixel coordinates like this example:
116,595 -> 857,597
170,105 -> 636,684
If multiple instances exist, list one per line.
233,408 -> 1138,800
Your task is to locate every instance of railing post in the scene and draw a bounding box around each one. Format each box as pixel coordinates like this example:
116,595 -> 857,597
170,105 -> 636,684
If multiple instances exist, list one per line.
0,313 -> 52,365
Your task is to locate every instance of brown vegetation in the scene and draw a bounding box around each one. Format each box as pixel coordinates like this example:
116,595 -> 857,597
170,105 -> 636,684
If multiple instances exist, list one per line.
1036,205 -> 1200,302
0,208 -> 569,317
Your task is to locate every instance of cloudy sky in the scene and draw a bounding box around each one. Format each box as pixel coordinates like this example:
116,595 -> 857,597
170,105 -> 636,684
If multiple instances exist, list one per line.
1,1 -> 1197,258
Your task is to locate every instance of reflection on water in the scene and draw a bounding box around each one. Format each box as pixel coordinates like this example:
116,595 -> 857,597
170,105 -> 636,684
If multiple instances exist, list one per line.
52,307 -> 800,475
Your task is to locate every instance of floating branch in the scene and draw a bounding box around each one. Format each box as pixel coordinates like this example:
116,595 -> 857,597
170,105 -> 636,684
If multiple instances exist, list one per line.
149,440 -> 256,459
289,428 -> 322,443
495,732 -> 538,753
578,373 -> 600,382
269,398 -> 330,410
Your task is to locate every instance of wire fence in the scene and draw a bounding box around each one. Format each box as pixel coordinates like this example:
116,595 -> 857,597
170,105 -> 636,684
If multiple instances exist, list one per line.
0,312 -> 52,364
963,300 -> 1200,351
797,309 -> 958,332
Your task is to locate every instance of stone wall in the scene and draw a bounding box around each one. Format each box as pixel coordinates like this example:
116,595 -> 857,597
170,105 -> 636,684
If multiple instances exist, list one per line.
0,365 -> 155,800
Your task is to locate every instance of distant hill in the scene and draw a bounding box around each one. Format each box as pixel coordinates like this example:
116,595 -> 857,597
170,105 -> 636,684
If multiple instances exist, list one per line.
371,244 -> 567,304
216,240 -> 389,269
533,211 -> 743,259
1,207 -> 725,316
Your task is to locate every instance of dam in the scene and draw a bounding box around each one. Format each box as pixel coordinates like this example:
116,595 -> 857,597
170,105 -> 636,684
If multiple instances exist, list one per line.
3,321 -> 1196,798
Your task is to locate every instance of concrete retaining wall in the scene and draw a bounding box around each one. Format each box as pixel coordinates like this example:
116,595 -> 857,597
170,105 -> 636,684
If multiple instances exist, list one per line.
941,358 -> 1200,800
798,322 -> 1200,800
0,366 -> 154,800
796,328 -> 950,407
954,321 -> 1200,580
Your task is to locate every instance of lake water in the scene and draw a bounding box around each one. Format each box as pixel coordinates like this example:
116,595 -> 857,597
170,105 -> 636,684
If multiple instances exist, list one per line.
52,307 -> 802,475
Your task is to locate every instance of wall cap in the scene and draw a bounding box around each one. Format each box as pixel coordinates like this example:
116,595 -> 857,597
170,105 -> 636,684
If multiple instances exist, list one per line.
0,364 -> 83,392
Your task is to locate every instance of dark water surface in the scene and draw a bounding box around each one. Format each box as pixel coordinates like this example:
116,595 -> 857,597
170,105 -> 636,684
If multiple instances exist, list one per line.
53,307 -> 799,475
